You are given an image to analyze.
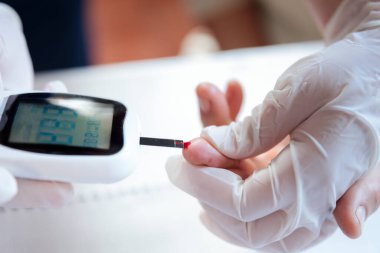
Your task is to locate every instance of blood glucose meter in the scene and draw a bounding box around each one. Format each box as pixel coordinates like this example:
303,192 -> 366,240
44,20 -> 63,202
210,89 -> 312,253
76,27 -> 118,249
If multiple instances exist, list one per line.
0,92 -> 140,183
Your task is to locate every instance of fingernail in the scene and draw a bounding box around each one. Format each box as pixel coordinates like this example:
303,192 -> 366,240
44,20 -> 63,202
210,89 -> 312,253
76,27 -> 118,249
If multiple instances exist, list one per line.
356,206 -> 366,226
199,98 -> 210,113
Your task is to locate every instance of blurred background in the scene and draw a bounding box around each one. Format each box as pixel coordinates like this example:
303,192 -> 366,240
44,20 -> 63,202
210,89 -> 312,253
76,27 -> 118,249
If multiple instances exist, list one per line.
2,0 -> 321,72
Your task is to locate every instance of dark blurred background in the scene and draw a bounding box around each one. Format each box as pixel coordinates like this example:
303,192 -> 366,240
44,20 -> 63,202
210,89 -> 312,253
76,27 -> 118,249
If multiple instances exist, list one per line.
2,0 -> 320,72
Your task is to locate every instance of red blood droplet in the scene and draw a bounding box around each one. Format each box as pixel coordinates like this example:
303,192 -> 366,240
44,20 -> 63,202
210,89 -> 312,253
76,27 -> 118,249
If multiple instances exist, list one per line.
184,141 -> 191,149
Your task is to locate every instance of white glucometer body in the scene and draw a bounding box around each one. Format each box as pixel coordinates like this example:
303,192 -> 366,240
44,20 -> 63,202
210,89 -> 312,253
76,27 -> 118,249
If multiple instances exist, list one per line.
0,92 -> 140,183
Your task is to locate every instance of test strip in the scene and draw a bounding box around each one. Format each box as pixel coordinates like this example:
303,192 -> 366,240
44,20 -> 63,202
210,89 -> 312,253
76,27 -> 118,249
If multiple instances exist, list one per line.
140,137 -> 184,149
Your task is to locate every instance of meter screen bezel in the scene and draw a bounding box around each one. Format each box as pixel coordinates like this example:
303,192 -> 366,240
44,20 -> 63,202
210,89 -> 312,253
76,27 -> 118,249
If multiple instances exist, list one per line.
0,93 -> 126,155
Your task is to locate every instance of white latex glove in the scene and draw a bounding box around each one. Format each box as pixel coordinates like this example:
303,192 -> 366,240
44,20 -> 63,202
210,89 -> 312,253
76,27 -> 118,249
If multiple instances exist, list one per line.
0,3 -> 33,90
166,1 -> 380,252
0,4 -> 73,208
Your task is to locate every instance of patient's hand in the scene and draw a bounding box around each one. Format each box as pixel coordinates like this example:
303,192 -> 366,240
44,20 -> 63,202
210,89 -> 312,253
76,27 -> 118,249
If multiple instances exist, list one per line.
193,81 -> 288,179
196,81 -> 242,127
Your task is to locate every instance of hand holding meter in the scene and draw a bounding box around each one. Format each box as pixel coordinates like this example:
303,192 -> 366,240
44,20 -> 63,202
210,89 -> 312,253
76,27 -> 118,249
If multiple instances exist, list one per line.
0,92 -> 141,183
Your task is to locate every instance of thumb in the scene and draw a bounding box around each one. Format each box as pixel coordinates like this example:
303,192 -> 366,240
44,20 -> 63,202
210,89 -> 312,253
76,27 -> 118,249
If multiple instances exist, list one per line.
334,167 -> 380,239
0,167 -> 17,205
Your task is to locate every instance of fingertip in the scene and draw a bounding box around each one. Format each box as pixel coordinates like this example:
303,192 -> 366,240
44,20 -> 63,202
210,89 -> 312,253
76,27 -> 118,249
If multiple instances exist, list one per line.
196,82 -> 217,93
182,138 -> 208,166
196,83 -> 221,116
334,184 -> 365,239
226,79 -> 242,91
182,138 -> 237,168
334,199 -> 362,239
226,80 -> 243,120
196,82 -> 208,94
196,83 -> 219,101
196,84 -> 211,114
335,167 -> 380,239
196,82 -> 232,126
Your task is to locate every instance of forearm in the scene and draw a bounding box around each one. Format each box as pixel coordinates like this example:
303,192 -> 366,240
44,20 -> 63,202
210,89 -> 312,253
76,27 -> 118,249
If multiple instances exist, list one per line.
305,0 -> 343,30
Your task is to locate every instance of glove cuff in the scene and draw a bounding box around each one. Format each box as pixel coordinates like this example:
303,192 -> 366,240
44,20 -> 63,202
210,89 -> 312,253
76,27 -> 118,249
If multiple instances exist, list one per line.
324,0 -> 380,44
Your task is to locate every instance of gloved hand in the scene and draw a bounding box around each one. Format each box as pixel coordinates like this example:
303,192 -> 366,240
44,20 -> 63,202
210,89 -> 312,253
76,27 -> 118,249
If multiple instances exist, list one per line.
166,1 -> 380,252
0,3 -> 33,91
194,81 -> 289,179
0,4 -> 73,208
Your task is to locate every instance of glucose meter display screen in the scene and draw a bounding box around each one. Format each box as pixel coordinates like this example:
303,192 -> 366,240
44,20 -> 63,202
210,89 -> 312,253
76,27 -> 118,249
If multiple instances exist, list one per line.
8,99 -> 114,150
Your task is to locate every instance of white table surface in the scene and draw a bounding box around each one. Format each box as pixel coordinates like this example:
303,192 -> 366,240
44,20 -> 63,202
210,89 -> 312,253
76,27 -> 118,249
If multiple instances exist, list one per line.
0,42 -> 379,253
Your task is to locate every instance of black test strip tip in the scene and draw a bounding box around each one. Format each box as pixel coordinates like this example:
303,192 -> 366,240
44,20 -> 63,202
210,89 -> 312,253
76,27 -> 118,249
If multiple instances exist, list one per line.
140,137 -> 184,148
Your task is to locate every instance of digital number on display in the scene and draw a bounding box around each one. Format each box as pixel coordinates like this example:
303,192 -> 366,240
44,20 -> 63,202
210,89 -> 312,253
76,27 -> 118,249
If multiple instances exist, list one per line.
9,100 -> 114,150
